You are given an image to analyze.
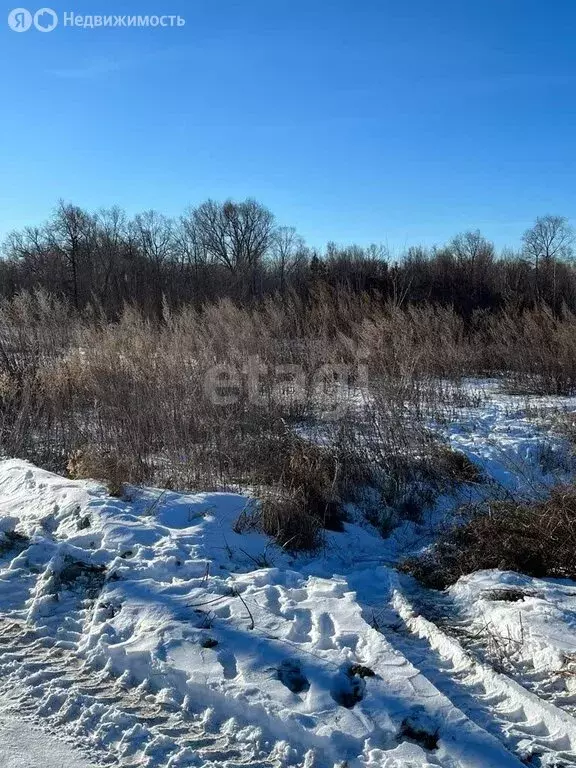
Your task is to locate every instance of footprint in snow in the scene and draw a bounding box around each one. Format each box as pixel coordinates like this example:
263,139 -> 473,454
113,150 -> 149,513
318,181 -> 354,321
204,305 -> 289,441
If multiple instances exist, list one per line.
286,608 -> 312,643
277,659 -> 310,694
217,648 -> 238,679
313,612 -> 337,650
330,663 -> 375,708
263,584 -> 281,613
400,706 -> 440,751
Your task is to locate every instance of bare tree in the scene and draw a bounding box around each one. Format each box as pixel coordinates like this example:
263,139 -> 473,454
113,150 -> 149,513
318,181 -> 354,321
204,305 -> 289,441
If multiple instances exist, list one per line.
191,198 -> 275,297
522,215 -> 575,303
451,230 -> 494,267
174,212 -> 209,303
2,227 -> 54,291
450,230 -> 495,304
47,201 -> 96,309
271,226 -> 306,293
92,206 -> 130,309
130,210 -> 175,318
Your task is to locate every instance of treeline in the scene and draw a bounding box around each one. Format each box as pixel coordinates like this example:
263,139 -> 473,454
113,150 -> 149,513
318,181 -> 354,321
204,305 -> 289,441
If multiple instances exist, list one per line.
1,199 -> 574,316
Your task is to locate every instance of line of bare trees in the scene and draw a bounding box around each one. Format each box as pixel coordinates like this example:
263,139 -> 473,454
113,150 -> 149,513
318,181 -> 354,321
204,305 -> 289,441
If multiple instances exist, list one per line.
1,200 -> 574,317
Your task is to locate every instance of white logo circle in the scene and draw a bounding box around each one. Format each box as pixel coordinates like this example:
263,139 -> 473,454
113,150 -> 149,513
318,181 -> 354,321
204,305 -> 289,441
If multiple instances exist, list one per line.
34,7 -> 58,31
8,8 -> 32,31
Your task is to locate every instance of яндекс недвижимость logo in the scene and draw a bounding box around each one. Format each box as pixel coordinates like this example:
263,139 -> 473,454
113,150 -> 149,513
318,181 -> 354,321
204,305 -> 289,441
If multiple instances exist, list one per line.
7,9 -> 185,30
8,7 -> 58,31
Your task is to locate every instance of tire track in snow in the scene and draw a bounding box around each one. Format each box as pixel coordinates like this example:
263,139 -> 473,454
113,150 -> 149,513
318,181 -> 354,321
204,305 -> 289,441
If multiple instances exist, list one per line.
0,541 -> 526,768
0,548 -> 283,768
383,580 -> 576,767
0,620 -> 282,768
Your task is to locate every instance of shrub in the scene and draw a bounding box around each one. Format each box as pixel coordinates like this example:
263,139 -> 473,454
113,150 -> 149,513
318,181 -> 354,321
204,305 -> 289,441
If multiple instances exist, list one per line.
67,447 -> 140,497
401,486 -> 576,589
432,446 -> 483,485
235,490 -> 324,552
251,433 -> 357,532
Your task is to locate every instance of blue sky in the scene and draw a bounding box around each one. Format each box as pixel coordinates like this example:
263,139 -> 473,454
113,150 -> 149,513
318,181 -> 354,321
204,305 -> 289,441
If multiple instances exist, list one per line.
2,0 -> 576,253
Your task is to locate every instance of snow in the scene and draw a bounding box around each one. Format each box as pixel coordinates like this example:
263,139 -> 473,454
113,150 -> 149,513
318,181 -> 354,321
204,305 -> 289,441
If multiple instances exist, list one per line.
450,570 -> 576,705
0,716 -> 91,767
0,382 -> 575,766
439,379 -> 576,496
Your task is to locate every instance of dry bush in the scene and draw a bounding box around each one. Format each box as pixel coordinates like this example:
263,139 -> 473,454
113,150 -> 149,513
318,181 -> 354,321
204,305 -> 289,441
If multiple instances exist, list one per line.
231,431 -> 369,547
541,411 -> 576,462
0,291 -> 77,373
432,446 -> 483,485
356,303 -> 472,382
249,431 -> 366,531
0,291 -> 83,463
401,486 -> 576,589
0,369 -> 43,458
328,403 -> 479,533
234,489 -> 323,552
67,447 -> 141,497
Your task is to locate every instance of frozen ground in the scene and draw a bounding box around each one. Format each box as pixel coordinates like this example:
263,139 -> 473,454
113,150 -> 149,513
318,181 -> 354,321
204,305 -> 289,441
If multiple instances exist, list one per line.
0,383 -> 575,767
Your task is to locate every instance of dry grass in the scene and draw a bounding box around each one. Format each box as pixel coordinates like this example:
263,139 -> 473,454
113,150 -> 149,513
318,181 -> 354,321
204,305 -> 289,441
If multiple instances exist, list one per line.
401,486 -> 576,589
2,290 -> 576,550
67,447 -> 141,497
482,306 -> 576,395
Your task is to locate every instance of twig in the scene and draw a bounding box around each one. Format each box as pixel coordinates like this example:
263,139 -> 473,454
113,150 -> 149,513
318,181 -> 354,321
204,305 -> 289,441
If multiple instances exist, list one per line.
232,587 -> 255,630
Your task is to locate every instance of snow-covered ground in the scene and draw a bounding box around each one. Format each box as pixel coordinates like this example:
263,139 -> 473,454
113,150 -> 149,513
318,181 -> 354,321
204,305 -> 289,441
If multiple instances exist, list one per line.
439,380 -> 576,497
0,715 -> 91,767
0,383 -> 575,767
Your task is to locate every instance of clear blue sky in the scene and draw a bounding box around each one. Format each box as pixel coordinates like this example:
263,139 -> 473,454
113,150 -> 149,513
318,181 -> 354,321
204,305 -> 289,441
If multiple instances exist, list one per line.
2,0 -> 576,253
